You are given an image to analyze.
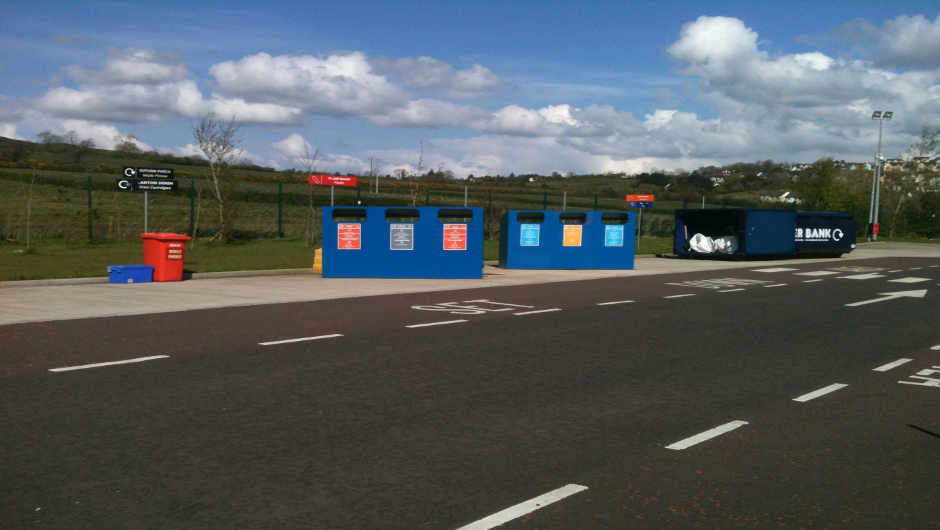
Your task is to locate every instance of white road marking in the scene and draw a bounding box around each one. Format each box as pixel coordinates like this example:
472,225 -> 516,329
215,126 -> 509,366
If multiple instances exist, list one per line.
845,289 -> 927,307
597,300 -> 635,306
889,277 -> 930,284
752,267 -> 799,273
793,383 -> 848,402
405,320 -> 468,328
259,334 -> 343,346
838,273 -> 886,280
718,288 -> 745,293
764,283 -> 787,288
664,293 -> 696,299
929,265 -> 939,268
513,308 -> 562,316
873,358 -> 914,372
665,420 -> 749,450
456,484 -> 589,530
794,271 -> 839,276
909,267 -> 923,270
49,355 -> 170,373
887,269 -> 903,273
802,279 -> 824,283
931,344 -> 940,351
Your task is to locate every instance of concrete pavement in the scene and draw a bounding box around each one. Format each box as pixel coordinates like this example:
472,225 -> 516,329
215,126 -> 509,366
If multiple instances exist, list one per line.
1,242 -> 937,326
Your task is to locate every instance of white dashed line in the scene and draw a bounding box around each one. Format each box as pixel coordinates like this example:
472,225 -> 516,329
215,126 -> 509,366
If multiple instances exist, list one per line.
665,420 -> 749,450
929,265 -> 939,268
752,267 -> 799,273
887,269 -> 903,273
802,279 -> 824,283
456,484 -> 589,530
909,267 -> 923,270
49,355 -> 170,373
793,383 -> 848,402
259,334 -> 344,346
838,273 -> 885,280
764,283 -> 787,288
888,277 -> 930,284
718,288 -> 745,293
873,358 -> 914,372
513,308 -> 562,316
931,344 -> 940,351
596,300 -> 635,306
405,320 -> 468,328
664,294 -> 696,299
794,271 -> 839,276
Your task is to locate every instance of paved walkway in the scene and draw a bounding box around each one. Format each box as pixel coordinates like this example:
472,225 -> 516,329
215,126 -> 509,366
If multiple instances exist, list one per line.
1,242 -> 937,326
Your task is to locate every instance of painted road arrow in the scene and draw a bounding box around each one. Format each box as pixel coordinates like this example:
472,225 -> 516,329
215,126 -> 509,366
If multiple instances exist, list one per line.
845,289 -> 927,307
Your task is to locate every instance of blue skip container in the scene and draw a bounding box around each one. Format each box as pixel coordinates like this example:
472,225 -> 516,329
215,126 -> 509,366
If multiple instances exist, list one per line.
107,265 -> 154,284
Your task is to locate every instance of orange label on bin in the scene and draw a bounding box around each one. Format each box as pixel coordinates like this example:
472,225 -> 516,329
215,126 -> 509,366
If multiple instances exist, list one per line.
563,225 -> 583,247
443,224 -> 467,251
337,223 -> 362,250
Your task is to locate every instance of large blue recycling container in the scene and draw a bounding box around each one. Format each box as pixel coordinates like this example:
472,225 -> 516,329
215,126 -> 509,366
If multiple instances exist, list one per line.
499,210 -> 636,269
322,206 -> 483,278
673,209 -> 856,258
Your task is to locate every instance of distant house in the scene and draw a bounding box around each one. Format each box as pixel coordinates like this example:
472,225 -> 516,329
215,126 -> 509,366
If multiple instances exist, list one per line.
760,191 -> 802,205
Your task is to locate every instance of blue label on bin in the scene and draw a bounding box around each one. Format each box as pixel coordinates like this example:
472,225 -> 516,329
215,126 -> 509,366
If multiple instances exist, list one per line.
604,225 -> 624,247
520,224 -> 540,247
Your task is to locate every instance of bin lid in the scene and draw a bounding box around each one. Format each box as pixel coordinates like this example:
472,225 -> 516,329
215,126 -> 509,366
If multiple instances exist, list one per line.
140,232 -> 192,241
108,264 -> 155,272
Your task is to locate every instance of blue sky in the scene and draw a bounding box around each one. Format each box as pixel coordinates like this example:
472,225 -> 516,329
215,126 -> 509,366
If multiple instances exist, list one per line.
2,1 -> 939,176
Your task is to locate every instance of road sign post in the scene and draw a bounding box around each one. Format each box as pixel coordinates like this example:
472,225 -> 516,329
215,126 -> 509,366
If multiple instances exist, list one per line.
120,167 -> 177,232
308,174 -> 358,207
626,194 -> 655,251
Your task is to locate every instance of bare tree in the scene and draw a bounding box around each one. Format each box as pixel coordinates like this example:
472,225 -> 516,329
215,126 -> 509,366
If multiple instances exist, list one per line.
192,114 -> 242,242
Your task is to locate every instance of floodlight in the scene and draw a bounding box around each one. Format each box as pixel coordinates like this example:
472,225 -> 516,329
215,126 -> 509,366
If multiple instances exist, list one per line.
872,111 -> 882,119
883,111 -> 893,120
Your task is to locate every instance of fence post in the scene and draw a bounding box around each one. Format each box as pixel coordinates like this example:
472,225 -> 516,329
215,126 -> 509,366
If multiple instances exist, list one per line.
87,175 -> 93,241
543,192 -> 547,210
425,189 -> 430,206
189,178 -> 195,237
277,181 -> 283,238
593,194 -> 598,211
356,185 -> 361,204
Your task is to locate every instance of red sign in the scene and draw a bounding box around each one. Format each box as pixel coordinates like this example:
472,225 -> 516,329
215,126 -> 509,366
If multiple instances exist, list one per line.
337,223 -> 361,250
626,194 -> 655,202
309,174 -> 358,187
443,224 -> 468,251
872,222 -> 880,236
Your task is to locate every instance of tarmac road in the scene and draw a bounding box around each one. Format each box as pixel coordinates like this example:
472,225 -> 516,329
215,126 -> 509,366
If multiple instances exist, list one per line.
1,253 -> 939,528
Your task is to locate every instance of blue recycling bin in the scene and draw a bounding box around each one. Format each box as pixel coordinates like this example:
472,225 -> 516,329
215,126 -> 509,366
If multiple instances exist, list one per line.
107,265 -> 153,284
673,209 -> 856,258
499,210 -> 636,269
322,206 -> 483,278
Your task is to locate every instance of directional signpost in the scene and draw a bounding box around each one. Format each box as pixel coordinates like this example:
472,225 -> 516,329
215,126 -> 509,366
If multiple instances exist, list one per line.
309,173 -> 358,206
626,194 -> 655,250
118,167 -> 177,232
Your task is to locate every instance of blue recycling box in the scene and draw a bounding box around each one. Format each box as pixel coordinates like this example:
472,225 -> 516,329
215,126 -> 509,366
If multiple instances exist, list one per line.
107,265 -> 154,284
322,206 -> 483,278
499,210 -> 636,269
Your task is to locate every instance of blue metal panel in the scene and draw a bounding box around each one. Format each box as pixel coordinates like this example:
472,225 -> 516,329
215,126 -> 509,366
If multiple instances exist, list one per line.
322,206 -> 483,278
741,210 -> 797,255
499,210 -> 635,269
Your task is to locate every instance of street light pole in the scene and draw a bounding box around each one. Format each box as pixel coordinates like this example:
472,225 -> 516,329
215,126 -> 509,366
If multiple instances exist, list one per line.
868,110 -> 892,241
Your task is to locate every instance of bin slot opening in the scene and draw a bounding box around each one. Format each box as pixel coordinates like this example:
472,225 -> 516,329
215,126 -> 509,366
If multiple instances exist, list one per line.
516,212 -> 545,223
601,212 -> 630,224
385,208 -> 420,222
332,208 -> 367,222
559,212 -> 587,225
438,208 -> 474,222
679,211 -> 741,239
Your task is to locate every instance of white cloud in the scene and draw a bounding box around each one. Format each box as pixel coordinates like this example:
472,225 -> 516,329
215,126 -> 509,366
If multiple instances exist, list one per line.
0,123 -> 22,140
368,99 -> 488,128
210,52 -> 407,116
372,56 -> 502,98
37,49 -> 303,124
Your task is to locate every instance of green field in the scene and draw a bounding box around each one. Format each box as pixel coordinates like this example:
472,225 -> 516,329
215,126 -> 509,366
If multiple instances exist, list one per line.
0,236 -> 675,281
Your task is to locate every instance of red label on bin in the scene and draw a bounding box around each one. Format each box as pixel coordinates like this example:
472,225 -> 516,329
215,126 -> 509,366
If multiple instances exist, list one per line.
337,223 -> 361,250
443,224 -> 467,251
